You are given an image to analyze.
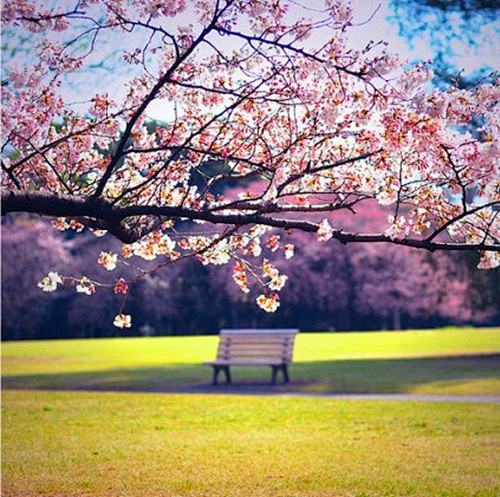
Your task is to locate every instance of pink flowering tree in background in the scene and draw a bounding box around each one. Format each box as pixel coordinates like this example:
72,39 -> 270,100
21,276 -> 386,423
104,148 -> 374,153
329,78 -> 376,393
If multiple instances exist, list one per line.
1,0 -> 499,328
350,245 -> 472,330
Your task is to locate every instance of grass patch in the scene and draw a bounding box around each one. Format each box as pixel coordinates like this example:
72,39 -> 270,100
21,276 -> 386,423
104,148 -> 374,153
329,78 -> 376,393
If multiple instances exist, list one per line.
2,355 -> 500,396
4,327 -> 500,373
3,390 -> 499,497
3,328 -> 500,395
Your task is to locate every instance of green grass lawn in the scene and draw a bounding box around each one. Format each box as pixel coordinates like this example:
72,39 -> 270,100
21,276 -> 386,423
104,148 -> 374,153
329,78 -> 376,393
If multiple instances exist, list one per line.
3,328 -> 500,496
3,327 -> 500,395
2,390 -> 499,497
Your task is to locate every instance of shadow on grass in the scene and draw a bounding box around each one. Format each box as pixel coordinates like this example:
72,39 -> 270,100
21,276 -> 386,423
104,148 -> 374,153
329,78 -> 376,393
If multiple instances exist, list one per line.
3,354 -> 500,395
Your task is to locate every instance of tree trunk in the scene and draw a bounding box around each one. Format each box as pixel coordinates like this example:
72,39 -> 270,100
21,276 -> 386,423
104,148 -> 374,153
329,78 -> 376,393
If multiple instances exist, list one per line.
393,306 -> 401,331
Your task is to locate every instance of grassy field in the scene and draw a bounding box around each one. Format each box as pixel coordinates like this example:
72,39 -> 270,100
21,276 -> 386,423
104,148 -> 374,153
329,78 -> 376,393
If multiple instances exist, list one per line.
3,327 -> 500,395
3,328 -> 500,496
2,390 -> 499,497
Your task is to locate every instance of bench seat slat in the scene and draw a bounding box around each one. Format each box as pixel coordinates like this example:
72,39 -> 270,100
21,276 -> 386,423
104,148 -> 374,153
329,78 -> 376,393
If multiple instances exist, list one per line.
224,340 -> 295,342
220,331 -> 297,336
217,351 -> 293,358
220,337 -> 293,345
222,346 -> 290,350
219,335 -> 295,340
220,342 -> 293,346
220,338 -> 293,346
219,347 -> 292,355
204,360 -> 288,366
219,334 -> 296,338
217,352 -> 292,357
218,349 -> 292,354
220,329 -> 297,333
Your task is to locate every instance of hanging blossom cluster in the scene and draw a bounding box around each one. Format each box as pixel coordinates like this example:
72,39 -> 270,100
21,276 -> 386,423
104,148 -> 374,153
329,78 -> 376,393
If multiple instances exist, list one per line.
38,225 -> 297,324
1,0 -> 499,328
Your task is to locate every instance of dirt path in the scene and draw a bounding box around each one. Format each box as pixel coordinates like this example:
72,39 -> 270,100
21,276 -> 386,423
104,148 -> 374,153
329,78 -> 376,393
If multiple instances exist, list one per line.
90,385 -> 500,403
270,392 -> 500,403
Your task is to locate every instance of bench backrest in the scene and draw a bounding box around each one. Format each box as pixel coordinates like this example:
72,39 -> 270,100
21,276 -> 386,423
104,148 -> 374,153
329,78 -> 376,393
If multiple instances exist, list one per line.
216,329 -> 299,364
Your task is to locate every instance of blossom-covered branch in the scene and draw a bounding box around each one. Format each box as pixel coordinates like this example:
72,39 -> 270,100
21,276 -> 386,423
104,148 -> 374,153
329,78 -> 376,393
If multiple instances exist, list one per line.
2,0 -> 499,326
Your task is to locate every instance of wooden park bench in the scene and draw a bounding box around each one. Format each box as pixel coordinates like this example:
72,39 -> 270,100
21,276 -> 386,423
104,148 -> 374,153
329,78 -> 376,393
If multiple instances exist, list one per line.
204,329 -> 299,385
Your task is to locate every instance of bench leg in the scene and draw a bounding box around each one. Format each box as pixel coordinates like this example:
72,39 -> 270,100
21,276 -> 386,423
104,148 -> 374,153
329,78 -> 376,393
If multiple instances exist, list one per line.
223,366 -> 232,384
213,366 -> 232,385
212,366 -> 221,386
271,365 -> 290,384
282,364 -> 290,384
271,366 -> 278,385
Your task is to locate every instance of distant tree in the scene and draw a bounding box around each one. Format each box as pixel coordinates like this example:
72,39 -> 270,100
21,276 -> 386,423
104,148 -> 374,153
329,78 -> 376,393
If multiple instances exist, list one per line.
1,218 -> 71,339
390,0 -> 499,87
351,245 -> 469,329
132,260 -> 232,334
2,0 -> 499,328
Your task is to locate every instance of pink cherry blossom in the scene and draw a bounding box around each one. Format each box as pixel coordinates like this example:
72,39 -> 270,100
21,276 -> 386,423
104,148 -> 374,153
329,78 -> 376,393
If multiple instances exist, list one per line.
113,313 -> 132,328
317,220 -> 334,242
37,271 -> 63,292
98,252 -> 118,271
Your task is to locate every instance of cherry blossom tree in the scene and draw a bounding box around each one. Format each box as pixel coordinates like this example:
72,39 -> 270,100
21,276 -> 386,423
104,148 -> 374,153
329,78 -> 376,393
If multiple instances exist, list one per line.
350,245 -> 469,330
1,0 -> 499,327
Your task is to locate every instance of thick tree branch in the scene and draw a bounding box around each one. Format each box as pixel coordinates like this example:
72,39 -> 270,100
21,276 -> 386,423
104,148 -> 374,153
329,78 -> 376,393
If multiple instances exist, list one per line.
3,189 -> 499,252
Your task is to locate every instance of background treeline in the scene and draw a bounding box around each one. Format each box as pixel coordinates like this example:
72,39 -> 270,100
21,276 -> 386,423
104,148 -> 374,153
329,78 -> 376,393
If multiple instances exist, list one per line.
2,214 -> 498,340
3,0 -> 499,341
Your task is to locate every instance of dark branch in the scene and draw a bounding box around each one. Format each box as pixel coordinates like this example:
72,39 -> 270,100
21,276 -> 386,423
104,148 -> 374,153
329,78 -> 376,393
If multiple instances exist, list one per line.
3,189 -> 499,252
